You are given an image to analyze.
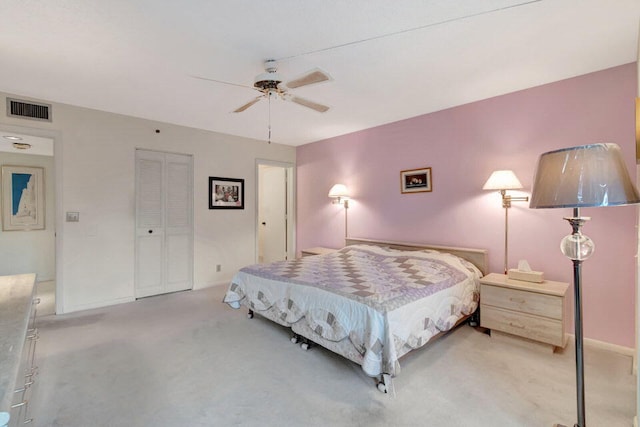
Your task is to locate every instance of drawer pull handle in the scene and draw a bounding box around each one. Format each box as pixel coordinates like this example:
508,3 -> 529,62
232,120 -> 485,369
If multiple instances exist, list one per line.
14,381 -> 34,393
11,400 -> 27,409
508,322 -> 525,329
509,298 -> 526,304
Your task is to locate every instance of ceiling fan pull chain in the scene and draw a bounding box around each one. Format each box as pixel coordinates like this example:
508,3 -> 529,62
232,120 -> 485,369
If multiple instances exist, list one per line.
268,91 -> 272,144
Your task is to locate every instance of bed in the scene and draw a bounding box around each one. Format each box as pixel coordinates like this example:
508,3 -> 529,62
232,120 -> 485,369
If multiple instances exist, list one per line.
223,237 -> 488,393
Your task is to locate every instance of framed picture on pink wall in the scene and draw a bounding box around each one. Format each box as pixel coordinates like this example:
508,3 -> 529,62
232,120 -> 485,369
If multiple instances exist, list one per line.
400,167 -> 432,194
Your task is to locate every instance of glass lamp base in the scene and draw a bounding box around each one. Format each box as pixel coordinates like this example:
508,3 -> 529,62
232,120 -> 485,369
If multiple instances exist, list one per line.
560,232 -> 594,261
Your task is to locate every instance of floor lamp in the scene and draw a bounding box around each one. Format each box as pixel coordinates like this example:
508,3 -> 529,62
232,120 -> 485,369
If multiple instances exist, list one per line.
529,143 -> 640,427
328,183 -> 350,239
483,170 -> 529,274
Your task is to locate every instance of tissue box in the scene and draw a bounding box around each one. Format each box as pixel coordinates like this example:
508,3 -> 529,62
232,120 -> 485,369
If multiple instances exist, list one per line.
507,268 -> 544,283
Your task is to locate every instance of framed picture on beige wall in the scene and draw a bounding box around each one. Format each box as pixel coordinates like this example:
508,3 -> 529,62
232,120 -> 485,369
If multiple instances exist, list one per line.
209,176 -> 245,209
400,167 -> 432,194
1,165 -> 45,231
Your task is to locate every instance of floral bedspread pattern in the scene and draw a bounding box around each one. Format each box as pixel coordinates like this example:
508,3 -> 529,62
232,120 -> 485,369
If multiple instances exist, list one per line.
224,245 -> 480,376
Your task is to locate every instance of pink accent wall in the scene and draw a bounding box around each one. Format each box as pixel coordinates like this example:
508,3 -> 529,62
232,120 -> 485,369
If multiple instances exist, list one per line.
297,63 -> 638,348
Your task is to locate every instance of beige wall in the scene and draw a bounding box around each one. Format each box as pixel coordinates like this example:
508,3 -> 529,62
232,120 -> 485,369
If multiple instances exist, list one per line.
0,92 -> 295,313
0,152 -> 55,281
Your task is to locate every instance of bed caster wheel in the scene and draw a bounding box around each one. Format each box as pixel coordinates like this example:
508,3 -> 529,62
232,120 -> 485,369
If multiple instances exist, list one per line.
290,335 -> 300,344
300,342 -> 310,351
247,310 -> 254,319
378,374 -> 394,396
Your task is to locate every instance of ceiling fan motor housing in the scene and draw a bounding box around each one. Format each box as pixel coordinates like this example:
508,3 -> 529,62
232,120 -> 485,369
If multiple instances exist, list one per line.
254,59 -> 283,90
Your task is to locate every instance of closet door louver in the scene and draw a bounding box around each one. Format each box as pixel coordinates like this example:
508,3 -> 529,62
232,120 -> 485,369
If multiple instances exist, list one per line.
135,149 -> 192,298
165,154 -> 193,293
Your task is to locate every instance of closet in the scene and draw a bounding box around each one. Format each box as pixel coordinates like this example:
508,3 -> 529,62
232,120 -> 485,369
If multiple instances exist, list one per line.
135,149 -> 193,298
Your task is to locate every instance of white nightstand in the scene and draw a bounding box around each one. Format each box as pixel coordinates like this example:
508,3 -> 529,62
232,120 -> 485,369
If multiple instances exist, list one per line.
480,272 -> 569,352
300,247 -> 339,257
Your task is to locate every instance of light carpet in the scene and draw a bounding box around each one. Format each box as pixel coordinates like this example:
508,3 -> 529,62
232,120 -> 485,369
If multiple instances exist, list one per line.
29,285 -> 636,426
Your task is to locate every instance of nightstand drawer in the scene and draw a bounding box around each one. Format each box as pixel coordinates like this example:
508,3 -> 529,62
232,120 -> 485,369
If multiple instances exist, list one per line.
481,305 -> 564,347
481,284 -> 563,320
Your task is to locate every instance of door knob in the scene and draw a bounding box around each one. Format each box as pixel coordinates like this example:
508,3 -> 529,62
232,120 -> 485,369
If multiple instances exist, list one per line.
148,230 -> 153,234
261,222 -> 266,225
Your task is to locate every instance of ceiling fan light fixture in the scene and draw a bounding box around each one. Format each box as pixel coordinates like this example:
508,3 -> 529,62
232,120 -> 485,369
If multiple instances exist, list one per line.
254,72 -> 283,90
12,142 -> 32,150
204,57 -> 331,126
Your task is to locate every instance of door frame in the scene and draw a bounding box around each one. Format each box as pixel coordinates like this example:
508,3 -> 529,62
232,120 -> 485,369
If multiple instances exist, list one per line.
0,123 -> 63,313
255,159 -> 295,263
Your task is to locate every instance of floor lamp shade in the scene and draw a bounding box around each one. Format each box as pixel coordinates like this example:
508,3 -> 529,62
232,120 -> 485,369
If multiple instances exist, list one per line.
530,143 -> 640,209
529,142 -> 640,427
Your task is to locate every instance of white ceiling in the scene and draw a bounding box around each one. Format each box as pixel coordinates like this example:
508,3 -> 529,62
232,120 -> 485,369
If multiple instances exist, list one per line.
1,1 -> 638,146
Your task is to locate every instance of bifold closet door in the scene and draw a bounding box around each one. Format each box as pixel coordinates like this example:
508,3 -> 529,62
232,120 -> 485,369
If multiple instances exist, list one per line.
135,149 -> 193,298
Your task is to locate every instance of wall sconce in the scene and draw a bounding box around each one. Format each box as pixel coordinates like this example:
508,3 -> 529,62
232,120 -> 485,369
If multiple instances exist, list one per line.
483,170 -> 529,274
328,183 -> 350,238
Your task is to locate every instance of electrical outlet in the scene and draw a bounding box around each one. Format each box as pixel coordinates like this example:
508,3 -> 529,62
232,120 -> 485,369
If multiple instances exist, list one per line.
216,264 -> 221,272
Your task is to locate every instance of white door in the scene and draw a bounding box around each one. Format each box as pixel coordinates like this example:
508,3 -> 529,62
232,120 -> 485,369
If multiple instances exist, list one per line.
258,164 -> 288,263
135,149 -> 193,298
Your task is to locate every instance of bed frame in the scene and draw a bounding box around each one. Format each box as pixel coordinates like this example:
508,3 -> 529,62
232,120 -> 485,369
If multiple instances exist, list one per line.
345,237 -> 488,275
247,237 -> 489,394
342,238 -> 489,392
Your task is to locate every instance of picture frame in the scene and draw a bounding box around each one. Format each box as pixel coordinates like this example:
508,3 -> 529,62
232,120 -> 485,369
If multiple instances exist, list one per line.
400,167 -> 432,194
209,176 -> 245,209
1,165 -> 45,231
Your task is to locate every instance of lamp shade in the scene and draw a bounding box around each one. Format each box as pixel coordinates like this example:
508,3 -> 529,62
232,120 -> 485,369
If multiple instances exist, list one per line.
529,143 -> 640,209
328,184 -> 350,199
482,170 -> 523,190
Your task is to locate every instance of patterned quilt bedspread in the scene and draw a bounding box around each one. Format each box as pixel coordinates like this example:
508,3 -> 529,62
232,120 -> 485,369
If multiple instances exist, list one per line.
223,245 -> 481,377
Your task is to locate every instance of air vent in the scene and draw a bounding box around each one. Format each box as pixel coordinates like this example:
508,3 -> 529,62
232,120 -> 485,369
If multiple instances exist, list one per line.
7,98 -> 51,122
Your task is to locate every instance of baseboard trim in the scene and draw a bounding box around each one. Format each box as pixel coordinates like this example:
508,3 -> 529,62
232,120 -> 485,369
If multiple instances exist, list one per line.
62,296 -> 135,314
62,282 -> 230,313
567,334 -> 635,373
194,281 -> 231,289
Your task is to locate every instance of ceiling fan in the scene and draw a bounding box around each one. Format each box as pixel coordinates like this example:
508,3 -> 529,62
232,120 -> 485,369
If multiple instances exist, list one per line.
195,59 -> 332,114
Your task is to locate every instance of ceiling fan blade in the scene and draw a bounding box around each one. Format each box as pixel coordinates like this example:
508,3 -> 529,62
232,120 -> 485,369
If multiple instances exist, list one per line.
290,96 -> 329,113
192,75 -> 257,91
285,69 -> 331,89
233,96 -> 263,113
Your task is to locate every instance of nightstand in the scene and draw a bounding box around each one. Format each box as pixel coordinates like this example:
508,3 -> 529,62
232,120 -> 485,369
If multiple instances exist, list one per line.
300,247 -> 339,257
480,272 -> 569,352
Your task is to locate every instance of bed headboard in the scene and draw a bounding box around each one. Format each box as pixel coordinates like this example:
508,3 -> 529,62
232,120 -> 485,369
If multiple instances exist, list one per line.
345,237 -> 489,276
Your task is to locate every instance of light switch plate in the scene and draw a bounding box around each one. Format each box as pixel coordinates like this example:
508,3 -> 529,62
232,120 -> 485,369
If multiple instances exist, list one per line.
66,212 -> 79,222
